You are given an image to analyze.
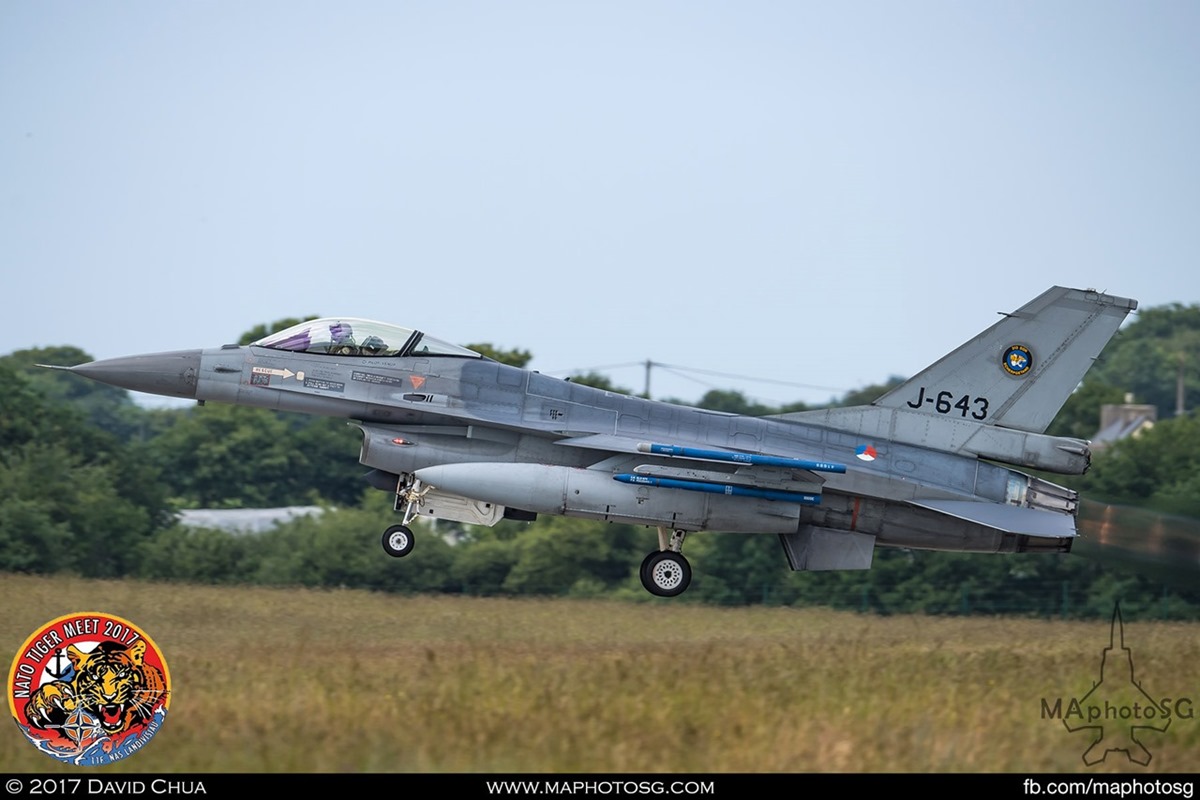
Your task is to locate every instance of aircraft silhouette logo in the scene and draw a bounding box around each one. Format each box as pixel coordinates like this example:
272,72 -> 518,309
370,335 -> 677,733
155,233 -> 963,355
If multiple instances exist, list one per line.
1056,605 -> 1171,766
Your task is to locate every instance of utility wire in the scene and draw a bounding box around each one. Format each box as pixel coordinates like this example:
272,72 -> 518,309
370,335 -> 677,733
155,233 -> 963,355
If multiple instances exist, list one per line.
652,361 -> 847,394
544,360 -> 849,395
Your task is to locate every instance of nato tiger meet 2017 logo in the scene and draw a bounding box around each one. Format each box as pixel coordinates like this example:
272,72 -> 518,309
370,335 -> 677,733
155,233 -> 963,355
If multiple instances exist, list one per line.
7,612 -> 171,766
1002,343 -> 1033,376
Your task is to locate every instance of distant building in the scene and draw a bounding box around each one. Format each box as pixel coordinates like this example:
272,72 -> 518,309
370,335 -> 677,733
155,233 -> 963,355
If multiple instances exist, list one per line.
1091,394 -> 1157,454
176,506 -> 325,534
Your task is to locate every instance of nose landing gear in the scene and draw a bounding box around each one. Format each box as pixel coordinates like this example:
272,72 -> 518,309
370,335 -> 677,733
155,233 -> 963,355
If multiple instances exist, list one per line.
380,474 -> 428,559
382,524 -> 414,558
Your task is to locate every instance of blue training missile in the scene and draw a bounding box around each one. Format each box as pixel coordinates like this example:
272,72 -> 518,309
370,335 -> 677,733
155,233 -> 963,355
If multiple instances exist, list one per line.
614,474 -> 822,504
637,442 -> 846,473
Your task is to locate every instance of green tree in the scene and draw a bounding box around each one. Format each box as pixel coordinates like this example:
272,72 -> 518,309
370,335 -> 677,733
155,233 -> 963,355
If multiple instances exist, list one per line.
0,362 -> 167,575
1086,303 -> 1200,420
248,500 -> 456,593
283,414 -> 370,507
0,360 -> 61,448
0,346 -> 146,439
1080,413 -> 1200,516
499,517 -> 645,596
450,538 -> 521,595
1047,382 -> 1129,439
137,525 -> 256,584
0,439 -> 158,577
833,377 -> 906,408
149,405 -> 316,507
692,389 -> 776,415
688,533 -> 790,605
0,456 -> 74,574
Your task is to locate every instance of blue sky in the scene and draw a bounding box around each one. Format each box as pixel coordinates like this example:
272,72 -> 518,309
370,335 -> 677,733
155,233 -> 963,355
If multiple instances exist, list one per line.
2,2 -> 1197,408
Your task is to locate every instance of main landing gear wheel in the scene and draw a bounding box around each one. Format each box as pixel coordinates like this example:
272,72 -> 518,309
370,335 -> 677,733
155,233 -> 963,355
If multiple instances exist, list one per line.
639,551 -> 658,587
381,524 -> 414,558
640,550 -> 692,597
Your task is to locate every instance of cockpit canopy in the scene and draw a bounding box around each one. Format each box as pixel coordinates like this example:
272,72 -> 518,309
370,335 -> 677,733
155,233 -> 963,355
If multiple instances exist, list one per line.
252,318 -> 481,358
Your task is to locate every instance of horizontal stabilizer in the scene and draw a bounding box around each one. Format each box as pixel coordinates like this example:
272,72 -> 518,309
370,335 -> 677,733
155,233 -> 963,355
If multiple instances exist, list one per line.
912,499 -> 1076,538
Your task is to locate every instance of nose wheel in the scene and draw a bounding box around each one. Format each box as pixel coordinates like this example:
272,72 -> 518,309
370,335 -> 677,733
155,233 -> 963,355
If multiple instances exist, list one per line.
381,474 -> 427,559
382,524 -> 414,558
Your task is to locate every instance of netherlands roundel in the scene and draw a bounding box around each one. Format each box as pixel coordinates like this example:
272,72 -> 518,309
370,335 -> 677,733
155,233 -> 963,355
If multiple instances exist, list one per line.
1002,344 -> 1032,376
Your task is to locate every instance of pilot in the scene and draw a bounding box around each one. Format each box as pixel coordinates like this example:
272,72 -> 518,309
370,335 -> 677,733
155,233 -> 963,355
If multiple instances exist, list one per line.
360,335 -> 388,356
328,322 -> 359,355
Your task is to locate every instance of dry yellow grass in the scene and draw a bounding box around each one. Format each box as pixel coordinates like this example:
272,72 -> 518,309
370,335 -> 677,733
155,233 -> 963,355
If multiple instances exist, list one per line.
1,574 -> 1196,773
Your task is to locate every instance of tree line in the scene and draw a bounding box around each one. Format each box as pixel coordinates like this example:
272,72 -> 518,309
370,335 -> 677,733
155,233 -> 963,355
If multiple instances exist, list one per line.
1,305 -> 1197,618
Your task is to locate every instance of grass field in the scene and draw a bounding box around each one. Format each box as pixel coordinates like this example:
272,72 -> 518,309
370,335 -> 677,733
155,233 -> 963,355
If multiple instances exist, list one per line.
1,573 -> 1196,773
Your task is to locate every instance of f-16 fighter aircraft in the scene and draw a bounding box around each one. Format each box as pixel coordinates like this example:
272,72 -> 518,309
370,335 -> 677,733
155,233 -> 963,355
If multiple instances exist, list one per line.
59,286 -> 1138,596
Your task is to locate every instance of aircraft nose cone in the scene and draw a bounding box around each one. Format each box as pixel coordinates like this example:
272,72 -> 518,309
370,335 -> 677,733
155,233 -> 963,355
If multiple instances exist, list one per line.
70,349 -> 202,399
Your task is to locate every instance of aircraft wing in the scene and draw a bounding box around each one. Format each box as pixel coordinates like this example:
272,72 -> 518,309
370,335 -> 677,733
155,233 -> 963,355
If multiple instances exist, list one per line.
911,499 -> 1077,538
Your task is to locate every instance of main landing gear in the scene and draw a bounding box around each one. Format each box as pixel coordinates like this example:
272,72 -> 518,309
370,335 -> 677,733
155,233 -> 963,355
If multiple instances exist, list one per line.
380,475 -> 427,559
640,527 -> 692,597
379,475 -> 695,598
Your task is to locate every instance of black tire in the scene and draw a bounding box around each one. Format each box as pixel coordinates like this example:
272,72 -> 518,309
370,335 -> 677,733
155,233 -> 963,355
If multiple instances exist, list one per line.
382,524 -> 414,558
639,551 -> 659,587
640,551 -> 691,597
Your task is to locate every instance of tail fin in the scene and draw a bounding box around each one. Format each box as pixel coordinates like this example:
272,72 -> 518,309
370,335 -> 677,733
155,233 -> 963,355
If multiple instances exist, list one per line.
872,287 -> 1137,433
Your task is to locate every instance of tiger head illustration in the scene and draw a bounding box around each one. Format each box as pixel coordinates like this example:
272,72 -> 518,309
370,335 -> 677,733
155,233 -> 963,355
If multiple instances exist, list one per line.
71,640 -> 166,734
23,640 -> 166,737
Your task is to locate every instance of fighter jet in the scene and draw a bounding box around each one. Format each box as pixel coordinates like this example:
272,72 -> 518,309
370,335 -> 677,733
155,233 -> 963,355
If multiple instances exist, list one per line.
61,286 -> 1138,597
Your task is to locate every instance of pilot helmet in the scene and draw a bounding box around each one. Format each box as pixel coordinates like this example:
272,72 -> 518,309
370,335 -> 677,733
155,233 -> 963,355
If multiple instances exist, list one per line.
361,335 -> 386,355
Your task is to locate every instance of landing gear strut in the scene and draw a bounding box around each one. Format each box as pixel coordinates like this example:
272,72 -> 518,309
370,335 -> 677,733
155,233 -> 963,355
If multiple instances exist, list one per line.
380,474 -> 428,559
639,527 -> 692,597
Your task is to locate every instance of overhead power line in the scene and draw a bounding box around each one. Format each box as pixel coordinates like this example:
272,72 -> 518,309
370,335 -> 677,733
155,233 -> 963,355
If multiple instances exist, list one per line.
544,360 -> 851,401
650,362 -> 848,394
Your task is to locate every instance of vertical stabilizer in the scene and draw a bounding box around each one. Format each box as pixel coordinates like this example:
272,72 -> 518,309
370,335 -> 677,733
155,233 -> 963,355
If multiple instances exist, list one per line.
872,287 -> 1137,433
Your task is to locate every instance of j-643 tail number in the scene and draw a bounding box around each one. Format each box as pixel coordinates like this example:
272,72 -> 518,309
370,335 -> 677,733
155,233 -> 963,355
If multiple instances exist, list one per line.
905,387 -> 989,419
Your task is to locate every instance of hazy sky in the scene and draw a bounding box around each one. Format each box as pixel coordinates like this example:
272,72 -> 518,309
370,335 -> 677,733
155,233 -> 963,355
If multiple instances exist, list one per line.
3,2 -> 1197,408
